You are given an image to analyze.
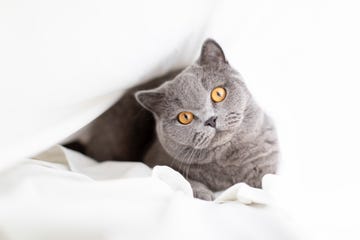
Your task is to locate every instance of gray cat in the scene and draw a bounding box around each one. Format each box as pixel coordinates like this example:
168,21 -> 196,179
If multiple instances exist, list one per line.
81,39 -> 279,200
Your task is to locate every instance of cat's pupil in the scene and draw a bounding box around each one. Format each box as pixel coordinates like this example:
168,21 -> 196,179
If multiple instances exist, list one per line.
217,91 -> 222,97
184,114 -> 188,119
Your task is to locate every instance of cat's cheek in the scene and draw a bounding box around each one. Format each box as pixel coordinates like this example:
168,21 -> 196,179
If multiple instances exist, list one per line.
193,130 -> 216,149
215,121 -> 236,131
218,114 -> 244,131
162,125 -> 190,146
218,125 -> 227,131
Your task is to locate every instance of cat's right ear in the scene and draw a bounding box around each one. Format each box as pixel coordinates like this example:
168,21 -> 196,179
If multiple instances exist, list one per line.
135,89 -> 165,115
199,39 -> 228,66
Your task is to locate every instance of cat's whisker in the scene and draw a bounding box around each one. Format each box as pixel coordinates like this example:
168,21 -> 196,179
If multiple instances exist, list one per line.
169,143 -> 186,170
186,148 -> 203,182
169,148 -> 178,168
194,132 -> 205,146
198,135 -> 209,147
181,148 -> 191,176
192,132 -> 200,144
185,151 -> 192,180
171,146 -> 186,171
185,148 -> 196,180
176,134 -> 194,175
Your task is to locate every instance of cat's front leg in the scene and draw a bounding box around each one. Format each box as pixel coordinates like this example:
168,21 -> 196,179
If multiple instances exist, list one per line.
241,150 -> 278,188
188,179 -> 214,201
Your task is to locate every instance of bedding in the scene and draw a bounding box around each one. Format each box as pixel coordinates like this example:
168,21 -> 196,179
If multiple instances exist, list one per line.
0,0 -> 218,169
1,0 -> 358,239
0,1 -> 300,239
0,146 -> 299,240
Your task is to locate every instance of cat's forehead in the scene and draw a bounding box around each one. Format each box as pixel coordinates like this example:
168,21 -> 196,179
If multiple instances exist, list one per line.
173,65 -> 230,88
165,72 -> 206,108
163,67 -> 229,107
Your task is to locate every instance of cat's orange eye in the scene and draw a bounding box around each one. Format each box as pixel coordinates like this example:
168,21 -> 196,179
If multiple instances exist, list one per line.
211,87 -> 226,103
178,111 -> 194,125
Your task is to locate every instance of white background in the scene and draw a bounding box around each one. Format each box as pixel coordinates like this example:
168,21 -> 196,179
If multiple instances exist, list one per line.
210,1 -> 360,239
1,0 -> 360,239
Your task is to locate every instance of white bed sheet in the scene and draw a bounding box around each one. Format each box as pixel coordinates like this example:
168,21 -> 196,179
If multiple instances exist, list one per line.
0,0 -> 218,169
0,146 -> 299,240
2,0 -> 360,239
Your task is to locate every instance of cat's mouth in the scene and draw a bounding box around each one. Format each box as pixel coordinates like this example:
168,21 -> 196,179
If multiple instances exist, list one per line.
193,129 -> 233,150
209,130 -> 234,148
192,130 -> 216,149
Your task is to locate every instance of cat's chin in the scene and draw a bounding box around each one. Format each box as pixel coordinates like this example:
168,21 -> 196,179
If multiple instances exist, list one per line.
208,130 -> 235,149
191,130 -> 235,150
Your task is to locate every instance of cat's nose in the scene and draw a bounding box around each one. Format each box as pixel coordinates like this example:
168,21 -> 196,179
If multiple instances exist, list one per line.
204,116 -> 217,128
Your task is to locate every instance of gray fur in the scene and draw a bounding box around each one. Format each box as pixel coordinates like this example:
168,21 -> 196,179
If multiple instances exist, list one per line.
84,39 -> 279,200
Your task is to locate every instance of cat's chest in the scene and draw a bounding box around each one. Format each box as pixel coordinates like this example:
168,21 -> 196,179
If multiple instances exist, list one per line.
186,161 -> 245,191
209,140 -> 259,166
182,141 -> 266,191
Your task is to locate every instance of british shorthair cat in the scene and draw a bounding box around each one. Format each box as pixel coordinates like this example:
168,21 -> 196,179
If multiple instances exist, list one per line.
81,39 -> 279,200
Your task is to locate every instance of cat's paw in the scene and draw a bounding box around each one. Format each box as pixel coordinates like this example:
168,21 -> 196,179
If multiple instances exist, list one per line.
188,179 -> 214,201
193,189 -> 215,201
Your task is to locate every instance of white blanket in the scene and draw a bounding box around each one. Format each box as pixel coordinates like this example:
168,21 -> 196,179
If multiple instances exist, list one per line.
0,0 -> 218,169
2,0 -> 360,239
0,146 -> 299,240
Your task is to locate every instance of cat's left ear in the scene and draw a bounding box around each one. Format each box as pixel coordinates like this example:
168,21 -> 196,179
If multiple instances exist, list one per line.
135,88 -> 165,116
199,39 -> 228,66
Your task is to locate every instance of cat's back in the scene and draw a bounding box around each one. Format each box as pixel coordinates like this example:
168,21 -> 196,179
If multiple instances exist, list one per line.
85,69 -> 183,161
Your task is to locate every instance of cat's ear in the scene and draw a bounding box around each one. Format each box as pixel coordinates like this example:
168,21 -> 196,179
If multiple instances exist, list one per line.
135,89 -> 165,115
199,39 -> 228,66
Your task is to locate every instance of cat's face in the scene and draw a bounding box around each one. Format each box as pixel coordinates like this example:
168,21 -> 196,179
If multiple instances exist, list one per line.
136,39 -> 250,156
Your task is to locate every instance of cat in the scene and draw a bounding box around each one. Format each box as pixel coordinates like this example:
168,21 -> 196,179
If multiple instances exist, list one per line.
80,39 -> 279,200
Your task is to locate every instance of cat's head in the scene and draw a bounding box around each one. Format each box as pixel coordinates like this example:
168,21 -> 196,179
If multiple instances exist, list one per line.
135,39 -> 250,157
